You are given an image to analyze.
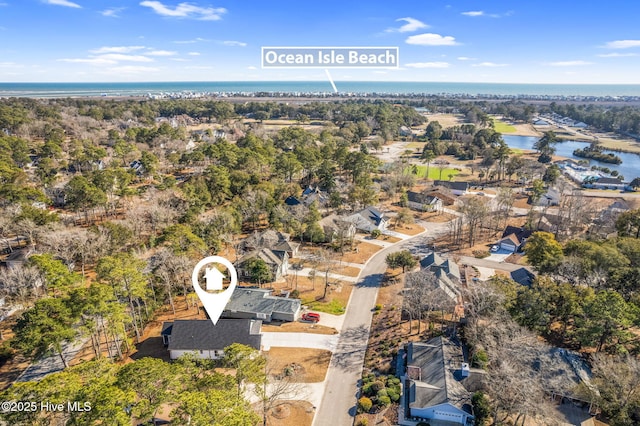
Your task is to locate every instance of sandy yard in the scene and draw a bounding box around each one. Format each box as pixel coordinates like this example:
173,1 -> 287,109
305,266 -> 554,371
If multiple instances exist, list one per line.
266,347 -> 331,383
340,241 -> 384,264
266,400 -> 314,426
261,322 -> 338,335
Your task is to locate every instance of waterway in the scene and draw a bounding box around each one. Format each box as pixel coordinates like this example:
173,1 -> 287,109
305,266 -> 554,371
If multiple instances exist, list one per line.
502,135 -> 640,181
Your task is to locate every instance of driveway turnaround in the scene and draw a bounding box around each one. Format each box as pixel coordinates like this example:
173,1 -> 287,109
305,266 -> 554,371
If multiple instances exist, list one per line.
262,332 -> 339,351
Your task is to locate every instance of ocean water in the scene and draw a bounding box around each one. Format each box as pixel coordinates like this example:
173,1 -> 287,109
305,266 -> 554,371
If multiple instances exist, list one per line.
2,81 -> 640,98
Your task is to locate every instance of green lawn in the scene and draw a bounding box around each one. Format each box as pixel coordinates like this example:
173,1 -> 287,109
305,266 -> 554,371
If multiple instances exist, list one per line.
405,141 -> 425,150
302,298 -> 346,315
406,165 -> 460,180
492,119 -> 517,134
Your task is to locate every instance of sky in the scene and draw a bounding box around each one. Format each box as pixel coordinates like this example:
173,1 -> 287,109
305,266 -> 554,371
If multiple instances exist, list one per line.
1,0 -> 640,84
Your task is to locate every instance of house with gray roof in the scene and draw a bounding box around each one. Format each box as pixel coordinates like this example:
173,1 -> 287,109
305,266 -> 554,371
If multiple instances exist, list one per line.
345,206 -> 388,233
319,214 -> 356,244
433,180 -> 470,196
420,252 -> 461,282
236,248 -> 289,282
161,319 -> 262,360
222,287 -> 301,322
241,230 -> 299,258
510,267 -> 536,287
406,191 -> 443,212
401,337 -> 474,425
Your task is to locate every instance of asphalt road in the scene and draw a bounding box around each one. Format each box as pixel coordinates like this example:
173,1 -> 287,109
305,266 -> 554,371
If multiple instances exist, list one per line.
313,221 -> 451,426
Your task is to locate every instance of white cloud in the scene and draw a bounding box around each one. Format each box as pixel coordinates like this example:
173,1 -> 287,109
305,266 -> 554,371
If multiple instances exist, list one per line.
101,7 -> 125,17
598,52 -> 638,58
405,61 -> 450,68
174,37 -> 209,44
221,40 -> 247,47
170,58 -> 189,62
457,56 -> 476,61
472,62 -> 509,67
185,66 -> 214,70
548,60 -> 592,66
603,40 -> 640,49
247,66 -> 257,70
0,62 -> 22,68
146,50 -> 177,56
188,52 -> 201,56
462,11 -> 484,17
99,54 -> 154,62
90,46 -> 146,54
107,65 -> 160,74
58,57 -> 118,65
406,33 -> 458,46
43,0 -> 81,8
386,17 -> 428,33
140,1 -> 226,21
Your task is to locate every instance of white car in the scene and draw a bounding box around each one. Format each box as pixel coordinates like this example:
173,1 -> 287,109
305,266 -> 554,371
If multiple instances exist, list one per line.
490,245 -> 499,252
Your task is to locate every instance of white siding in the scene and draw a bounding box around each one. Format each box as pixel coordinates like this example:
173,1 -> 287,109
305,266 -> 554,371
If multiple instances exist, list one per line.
169,349 -> 224,360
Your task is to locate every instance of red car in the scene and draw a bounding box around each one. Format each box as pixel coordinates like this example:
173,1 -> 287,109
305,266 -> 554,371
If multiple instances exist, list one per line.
302,312 -> 320,323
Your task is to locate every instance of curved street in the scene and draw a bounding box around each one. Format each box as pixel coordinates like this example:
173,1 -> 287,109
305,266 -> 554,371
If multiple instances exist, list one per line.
313,221 -> 452,426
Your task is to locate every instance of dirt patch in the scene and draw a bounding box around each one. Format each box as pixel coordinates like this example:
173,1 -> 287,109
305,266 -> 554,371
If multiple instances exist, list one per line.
266,347 -> 331,383
341,241 -> 383,264
266,400 -> 314,426
388,223 -> 425,236
261,322 -> 338,335
332,265 -> 362,277
269,276 -> 353,316
423,113 -> 467,129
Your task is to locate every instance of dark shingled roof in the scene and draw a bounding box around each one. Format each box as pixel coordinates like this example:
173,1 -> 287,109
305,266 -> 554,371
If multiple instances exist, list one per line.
165,319 -> 262,351
433,180 -> 470,192
510,267 -> 536,287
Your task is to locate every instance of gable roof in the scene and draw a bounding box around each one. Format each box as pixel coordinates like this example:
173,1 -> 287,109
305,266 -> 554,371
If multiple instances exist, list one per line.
501,226 -> 533,244
407,191 -> 440,206
596,177 -> 625,185
238,248 -> 286,267
284,195 -> 302,206
165,319 -> 262,351
420,252 -> 460,281
319,214 -> 355,233
224,287 -> 301,317
498,233 -> 521,247
510,267 -> 535,287
355,206 -> 386,226
433,180 -> 470,192
407,337 -> 473,414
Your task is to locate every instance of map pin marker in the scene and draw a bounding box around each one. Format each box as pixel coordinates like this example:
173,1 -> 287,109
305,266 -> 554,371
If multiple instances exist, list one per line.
191,256 -> 238,326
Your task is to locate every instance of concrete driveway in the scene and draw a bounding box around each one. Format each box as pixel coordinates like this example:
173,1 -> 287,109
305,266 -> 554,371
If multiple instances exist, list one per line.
262,332 -> 339,351
485,248 -> 513,262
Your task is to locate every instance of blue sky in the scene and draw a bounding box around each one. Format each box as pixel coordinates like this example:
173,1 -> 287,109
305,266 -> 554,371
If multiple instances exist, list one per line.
1,0 -> 640,83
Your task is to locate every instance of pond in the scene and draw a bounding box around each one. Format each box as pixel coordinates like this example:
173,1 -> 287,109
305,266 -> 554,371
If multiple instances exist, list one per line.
502,135 -> 640,181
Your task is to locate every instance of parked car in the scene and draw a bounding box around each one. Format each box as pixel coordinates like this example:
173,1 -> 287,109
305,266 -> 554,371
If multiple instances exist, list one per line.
302,312 -> 320,323
490,245 -> 499,252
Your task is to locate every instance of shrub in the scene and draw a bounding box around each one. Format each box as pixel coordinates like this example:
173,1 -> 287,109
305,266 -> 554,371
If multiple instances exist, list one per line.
472,250 -> 490,259
377,388 -> 388,398
377,395 -> 391,406
472,349 -> 488,369
355,417 -> 368,426
472,391 -> 491,425
290,289 -> 300,298
357,396 -> 373,414
371,380 -> 385,392
362,382 -> 374,396
371,229 -> 382,239
374,304 -> 383,311
387,390 -> 400,402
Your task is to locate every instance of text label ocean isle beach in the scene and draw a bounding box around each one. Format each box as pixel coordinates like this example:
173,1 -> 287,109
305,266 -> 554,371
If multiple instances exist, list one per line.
261,47 -> 399,68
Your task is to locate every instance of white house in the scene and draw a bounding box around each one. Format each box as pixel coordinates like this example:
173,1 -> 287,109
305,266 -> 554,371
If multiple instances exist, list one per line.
401,337 -> 474,426
161,319 -> 262,360
345,206 -> 388,233
433,180 -> 470,196
406,191 -> 443,212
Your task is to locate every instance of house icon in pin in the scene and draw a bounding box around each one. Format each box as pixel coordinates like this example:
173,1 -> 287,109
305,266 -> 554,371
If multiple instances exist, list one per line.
204,267 -> 225,291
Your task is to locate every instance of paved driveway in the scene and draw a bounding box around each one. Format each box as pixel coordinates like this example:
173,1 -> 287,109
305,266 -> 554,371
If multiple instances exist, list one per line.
262,332 -> 339,351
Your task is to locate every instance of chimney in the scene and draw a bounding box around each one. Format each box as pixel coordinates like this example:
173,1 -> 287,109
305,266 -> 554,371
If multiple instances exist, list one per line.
461,362 -> 470,378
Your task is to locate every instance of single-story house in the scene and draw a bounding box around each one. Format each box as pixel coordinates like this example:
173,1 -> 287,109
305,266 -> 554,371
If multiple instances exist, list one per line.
587,177 -> 629,191
510,267 -> 536,287
399,126 -> 413,137
223,287 -> 301,322
319,214 -> 356,244
301,186 -> 329,207
406,191 -> 443,212
236,248 -> 289,282
345,206 -> 388,233
242,230 -> 299,259
433,180 -> 470,196
161,319 -> 262,360
536,188 -> 560,207
497,233 -> 521,253
402,337 -> 474,426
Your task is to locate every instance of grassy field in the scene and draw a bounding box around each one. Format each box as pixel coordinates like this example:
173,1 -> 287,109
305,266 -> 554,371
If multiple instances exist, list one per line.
406,165 -> 460,180
492,119 -> 517,134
